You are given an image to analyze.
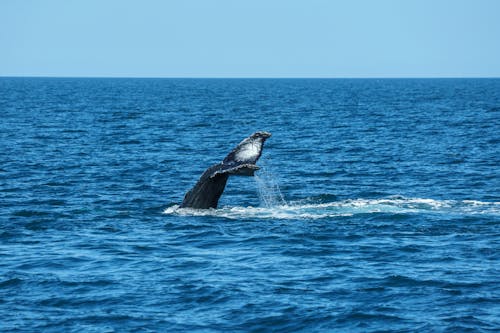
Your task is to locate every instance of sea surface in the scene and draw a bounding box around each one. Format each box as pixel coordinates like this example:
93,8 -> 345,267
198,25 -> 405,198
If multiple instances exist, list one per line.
1,78 -> 499,332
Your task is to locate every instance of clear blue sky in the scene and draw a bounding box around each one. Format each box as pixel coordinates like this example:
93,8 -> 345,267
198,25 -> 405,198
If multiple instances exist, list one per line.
1,0 -> 499,78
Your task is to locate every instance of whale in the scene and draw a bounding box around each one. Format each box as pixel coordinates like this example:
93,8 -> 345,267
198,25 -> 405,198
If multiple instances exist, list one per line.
180,131 -> 271,209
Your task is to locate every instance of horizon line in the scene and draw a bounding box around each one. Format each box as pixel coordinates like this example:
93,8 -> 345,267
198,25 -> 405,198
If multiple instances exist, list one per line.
1,75 -> 500,80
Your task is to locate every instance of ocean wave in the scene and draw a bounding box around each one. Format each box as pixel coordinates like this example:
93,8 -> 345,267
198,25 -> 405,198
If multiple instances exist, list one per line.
163,196 -> 500,220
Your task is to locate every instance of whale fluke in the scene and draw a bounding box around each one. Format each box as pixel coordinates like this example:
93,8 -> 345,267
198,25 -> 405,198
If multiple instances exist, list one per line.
180,131 -> 271,209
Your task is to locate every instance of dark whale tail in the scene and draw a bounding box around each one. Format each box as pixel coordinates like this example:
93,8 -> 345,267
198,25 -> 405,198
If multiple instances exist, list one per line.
180,131 -> 271,209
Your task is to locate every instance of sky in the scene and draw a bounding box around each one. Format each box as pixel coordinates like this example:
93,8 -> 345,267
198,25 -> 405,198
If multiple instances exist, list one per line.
1,0 -> 499,78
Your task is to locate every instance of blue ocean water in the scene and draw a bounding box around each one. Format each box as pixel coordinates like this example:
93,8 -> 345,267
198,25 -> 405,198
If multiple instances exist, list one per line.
1,77 -> 499,332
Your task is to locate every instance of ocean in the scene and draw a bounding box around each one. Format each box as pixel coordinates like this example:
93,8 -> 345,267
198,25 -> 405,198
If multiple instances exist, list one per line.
1,77 -> 499,332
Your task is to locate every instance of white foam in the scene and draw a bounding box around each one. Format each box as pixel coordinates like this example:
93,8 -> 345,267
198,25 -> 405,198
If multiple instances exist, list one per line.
164,197 -> 500,220
163,204 -> 352,220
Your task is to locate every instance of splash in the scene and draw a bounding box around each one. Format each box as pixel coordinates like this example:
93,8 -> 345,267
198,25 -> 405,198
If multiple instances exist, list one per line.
164,196 -> 500,220
253,164 -> 286,208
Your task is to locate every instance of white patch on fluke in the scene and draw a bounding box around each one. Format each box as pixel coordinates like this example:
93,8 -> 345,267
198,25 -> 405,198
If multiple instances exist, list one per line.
235,141 -> 261,162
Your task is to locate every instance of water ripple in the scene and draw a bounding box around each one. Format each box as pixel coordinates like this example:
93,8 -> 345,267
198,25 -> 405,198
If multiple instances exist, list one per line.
1,78 -> 499,332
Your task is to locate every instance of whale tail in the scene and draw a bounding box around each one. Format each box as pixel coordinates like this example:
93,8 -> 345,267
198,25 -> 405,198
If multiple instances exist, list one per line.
215,131 -> 271,177
180,131 -> 271,209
